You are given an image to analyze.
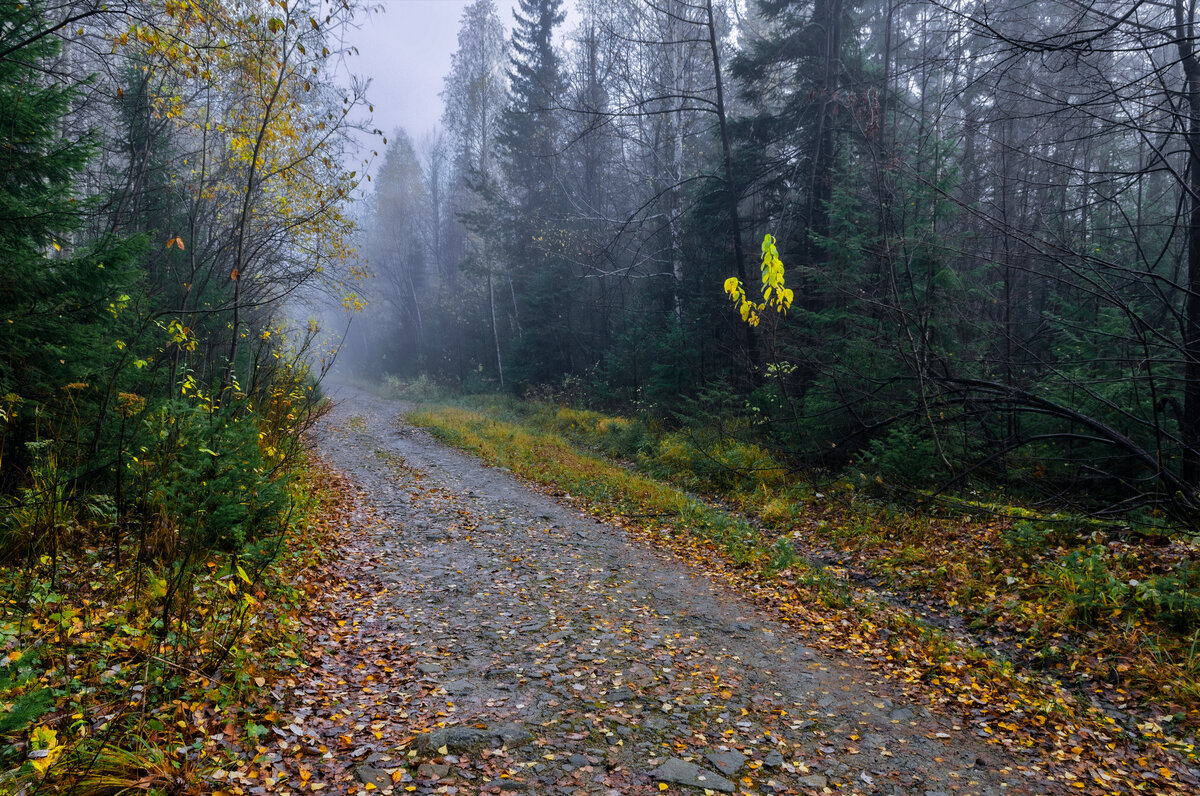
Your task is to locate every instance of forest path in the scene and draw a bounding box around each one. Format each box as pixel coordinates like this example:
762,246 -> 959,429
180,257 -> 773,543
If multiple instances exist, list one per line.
293,387 -> 1049,796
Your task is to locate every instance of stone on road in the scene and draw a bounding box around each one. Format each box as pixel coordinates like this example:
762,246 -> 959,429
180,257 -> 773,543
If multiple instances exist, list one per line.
650,757 -> 735,792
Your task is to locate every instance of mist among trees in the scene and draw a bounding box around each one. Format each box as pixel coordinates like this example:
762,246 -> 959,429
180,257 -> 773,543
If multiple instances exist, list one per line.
7,2 -> 1200,787
339,0 -> 1200,528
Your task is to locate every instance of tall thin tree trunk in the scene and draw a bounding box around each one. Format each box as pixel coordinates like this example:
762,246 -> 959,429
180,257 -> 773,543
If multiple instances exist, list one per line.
667,16 -> 685,321
408,271 -> 425,368
806,0 -> 842,264
488,270 -> 505,389
1175,0 -> 1200,488
221,38 -> 288,403
703,0 -> 758,374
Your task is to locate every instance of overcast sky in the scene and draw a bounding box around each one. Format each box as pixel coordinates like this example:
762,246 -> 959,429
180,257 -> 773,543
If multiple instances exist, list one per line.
342,0 -> 578,169
345,1 -> 472,145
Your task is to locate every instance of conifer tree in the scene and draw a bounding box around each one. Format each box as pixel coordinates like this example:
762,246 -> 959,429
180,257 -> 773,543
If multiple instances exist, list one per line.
499,0 -> 566,199
730,0 -> 848,265
0,3 -> 143,489
497,0 -> 572,384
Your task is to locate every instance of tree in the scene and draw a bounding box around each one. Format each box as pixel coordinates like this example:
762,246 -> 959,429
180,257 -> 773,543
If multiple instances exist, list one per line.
442,0 -> 511,387
0,1 -> 144,492
561,0 -> 757,389
731,0 -> 848,266
500,0 -> 566,197
497,0 -> 573,385
929,0 -> 1200,516
363,130 -> 432,375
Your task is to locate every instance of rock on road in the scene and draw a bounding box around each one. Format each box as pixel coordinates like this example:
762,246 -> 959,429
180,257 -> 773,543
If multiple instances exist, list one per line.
302,386 -> 1050,796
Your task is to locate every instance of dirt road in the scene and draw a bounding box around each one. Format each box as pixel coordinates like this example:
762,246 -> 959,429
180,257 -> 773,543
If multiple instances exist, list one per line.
284,387 -> 1071,795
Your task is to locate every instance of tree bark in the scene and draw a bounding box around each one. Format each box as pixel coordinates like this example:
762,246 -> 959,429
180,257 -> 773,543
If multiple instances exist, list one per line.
1175,0 -> 1200,489
702,0 -> 758,374
488,270 -> 505,389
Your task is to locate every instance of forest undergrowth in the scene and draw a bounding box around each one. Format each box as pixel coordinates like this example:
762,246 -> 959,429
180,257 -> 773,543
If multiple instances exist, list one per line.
403,390 -> 1200,784
0,457 -> 356,795
0,373 -> 354,795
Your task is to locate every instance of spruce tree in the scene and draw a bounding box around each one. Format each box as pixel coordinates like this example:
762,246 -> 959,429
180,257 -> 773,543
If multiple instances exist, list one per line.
730,0 -> 849,265
499,0 -> 565,199
0,3 -> 143,490
497,0 -> 571,385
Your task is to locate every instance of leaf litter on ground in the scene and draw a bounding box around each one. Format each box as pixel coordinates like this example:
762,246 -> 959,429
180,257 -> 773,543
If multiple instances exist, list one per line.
117,387 -> 1200,796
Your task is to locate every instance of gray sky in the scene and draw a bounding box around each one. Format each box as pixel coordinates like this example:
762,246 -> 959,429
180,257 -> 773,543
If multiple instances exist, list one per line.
346,1 -> 473,144
342,0 -> 579,178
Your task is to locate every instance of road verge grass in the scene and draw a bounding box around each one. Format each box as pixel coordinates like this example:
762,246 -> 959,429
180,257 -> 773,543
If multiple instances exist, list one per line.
427,399 -> 1200,731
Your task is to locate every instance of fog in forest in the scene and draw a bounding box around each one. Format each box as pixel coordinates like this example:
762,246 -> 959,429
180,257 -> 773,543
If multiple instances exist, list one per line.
14,3 -> 1200,788
326,0 -> 1200,523
7,0 -> 1200,525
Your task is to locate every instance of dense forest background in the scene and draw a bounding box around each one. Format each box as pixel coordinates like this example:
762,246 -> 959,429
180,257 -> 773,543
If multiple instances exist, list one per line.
1,0 -> 366,545
340,0 -> 1200,528
0,1 -> 379,781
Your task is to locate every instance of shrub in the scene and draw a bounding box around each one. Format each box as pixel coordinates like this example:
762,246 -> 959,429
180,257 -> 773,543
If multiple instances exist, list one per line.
138,401 -> 288,554
1132,563 -> 1200,633
862,422 -> 949,486
760,496 -> 794,527
1049,548 -> 1129,625
640,432 -> 786,494
1000,521 -> 1064,560
536,406 -> 652,459
383,374 -> 448,402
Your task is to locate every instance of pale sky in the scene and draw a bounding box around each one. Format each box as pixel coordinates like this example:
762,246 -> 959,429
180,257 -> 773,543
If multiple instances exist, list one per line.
345,0 -> 473,145
341,0 -> 578,178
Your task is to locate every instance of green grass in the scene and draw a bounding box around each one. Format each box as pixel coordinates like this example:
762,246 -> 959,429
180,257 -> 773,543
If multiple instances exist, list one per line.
407,405 -> 787,575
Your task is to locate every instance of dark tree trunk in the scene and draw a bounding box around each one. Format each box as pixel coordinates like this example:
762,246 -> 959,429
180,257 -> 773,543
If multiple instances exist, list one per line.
1176,0 -> 1200,488
806,0 -> 842,264
703,0 -> 759,376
